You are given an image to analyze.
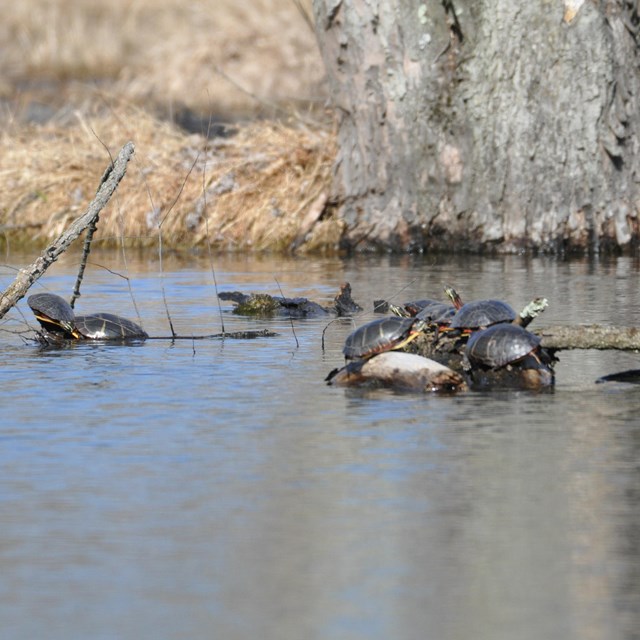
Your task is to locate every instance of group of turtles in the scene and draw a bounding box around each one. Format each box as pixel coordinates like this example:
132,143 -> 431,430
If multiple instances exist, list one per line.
327,287 -> 556,392
27,284 -> 556,392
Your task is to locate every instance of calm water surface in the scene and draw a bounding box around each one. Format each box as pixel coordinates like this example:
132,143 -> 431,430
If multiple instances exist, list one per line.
1,250 -> 640,640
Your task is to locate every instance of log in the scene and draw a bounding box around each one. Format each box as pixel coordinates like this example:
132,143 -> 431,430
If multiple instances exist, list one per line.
536,325 -> 640,351
0,142 -> 135,319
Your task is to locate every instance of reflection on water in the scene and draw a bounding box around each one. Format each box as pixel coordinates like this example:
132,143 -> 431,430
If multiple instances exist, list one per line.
1,250 -> 640,639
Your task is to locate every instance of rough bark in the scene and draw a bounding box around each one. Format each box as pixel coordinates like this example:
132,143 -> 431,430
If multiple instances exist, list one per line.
313,0 -> 640,253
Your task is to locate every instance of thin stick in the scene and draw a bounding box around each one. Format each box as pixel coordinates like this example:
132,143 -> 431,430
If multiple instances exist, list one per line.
374,278 -> 419,313
157,152 -> 200,338
200,115 -> 226,333
274,277 -> 299,349
70,131 -> 115,309
0,142 -> 135,319
321,316 -> 355,351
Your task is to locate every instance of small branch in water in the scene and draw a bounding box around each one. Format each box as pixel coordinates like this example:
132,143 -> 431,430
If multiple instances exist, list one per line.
0,142 -> 135,320
321,316 -> 355,351
137,330 -> 279,341
200,134 -> 225,333
274,277 -> 299,349
157,151 -> 200,338
70,132 -> 115,309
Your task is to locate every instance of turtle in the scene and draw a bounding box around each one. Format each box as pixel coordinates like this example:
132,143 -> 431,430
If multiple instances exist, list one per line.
74,313 -> 148,340
343,316 -> 427,361
445,285 -> 547,330
390,298 -> 441,317
28,293 -> 82,339
465,323 -> 555,388
28,293 -> 147,341
415,301 -> 456,325
389,298 -> 455,323
450,299 -> 517,331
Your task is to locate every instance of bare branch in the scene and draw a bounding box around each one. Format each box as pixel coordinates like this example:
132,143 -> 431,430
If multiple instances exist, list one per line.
0,141 -> 135,319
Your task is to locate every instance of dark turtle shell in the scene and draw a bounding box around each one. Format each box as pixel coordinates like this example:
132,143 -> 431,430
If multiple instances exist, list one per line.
415,301 -> 456,324
450,299 -> 516,330
28,293 -> 81,338
343,316 -> 424,360
75,313 -> 148,340
466,323 -> 541,369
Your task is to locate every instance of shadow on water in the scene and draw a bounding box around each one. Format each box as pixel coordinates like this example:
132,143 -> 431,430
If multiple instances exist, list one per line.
1,250 -> 640,639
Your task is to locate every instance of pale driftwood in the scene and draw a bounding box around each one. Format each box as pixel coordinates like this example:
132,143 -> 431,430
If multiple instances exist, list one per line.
536,325 -> 640,351
0,142 -> 135,320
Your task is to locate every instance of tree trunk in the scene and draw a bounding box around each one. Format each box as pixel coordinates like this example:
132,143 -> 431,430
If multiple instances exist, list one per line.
312,0 -> 640,253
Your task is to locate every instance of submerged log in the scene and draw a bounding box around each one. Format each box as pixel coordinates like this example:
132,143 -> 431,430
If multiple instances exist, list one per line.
536,325 -> 640,351
326,351 -> 467,393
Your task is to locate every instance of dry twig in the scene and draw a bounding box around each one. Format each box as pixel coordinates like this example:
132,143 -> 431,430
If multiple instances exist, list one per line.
0,141 -> 135,319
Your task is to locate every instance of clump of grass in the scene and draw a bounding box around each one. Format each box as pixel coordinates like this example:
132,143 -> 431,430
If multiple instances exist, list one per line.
0,101 -> 340,253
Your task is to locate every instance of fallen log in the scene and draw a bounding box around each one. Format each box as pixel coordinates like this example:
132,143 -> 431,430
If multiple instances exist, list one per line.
0,141 -> 135,320
536,325 -> 640,351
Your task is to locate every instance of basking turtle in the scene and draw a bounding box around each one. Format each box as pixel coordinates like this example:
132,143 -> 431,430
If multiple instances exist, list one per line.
343,316 -> 427,361
465,323 -> 555,388
450,299 -> 517,331
388,298 -> 440,318
445,285 -> 548,329
389,299 -> 455,324
28,293 -> 147,342
74,313 -> 148,340
415,301 -> 456,325
327,351 -> 467,393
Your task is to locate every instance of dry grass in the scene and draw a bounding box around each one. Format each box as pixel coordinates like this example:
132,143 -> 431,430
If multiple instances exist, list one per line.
0,101 -> 340,252
0,0 -> 324,118
0,0 -> 341,253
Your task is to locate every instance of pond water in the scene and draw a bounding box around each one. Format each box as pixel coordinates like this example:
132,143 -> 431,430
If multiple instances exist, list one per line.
1,248 -> 640,640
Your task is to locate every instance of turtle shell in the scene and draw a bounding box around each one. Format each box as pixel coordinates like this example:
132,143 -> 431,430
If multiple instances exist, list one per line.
450,299 -> 516,330
465,323 -> 540,369
343,316 -> 421,360
75,313 -> 148,340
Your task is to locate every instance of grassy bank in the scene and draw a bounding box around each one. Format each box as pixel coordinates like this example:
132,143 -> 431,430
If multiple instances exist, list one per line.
0,0 -> 340,253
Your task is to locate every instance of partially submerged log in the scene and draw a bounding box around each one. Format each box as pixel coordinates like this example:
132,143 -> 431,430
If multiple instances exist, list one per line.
536,325 -> 640,351
326,351 -> 467,393
219,282 -> 362,317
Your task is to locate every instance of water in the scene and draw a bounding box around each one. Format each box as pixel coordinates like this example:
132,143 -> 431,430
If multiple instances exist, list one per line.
1,249 -> 640,640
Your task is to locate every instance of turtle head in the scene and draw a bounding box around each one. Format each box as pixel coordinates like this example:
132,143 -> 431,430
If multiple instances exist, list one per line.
443,285 -> 464,310
28,293 -> 82,339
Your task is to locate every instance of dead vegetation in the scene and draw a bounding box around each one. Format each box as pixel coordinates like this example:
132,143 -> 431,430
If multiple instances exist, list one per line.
0,103 -> 339,252
0,0 -> 323,118
0,0 -> 341,253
